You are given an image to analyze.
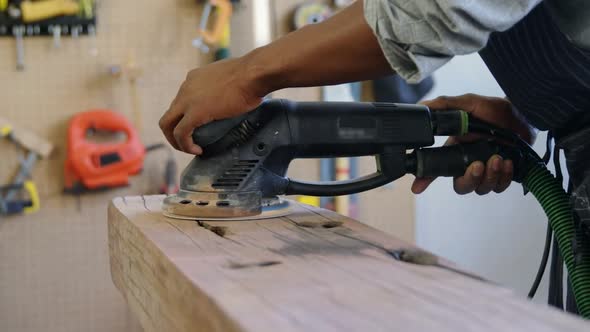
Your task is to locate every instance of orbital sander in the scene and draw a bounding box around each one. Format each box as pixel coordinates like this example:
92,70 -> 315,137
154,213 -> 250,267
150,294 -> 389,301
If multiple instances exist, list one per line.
163,99 -> 527,220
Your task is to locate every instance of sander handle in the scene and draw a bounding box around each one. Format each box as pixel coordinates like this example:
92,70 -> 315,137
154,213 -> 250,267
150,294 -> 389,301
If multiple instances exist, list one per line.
193,99 -> 436,157
409,140 -> 526,183
265,100 -> 435,196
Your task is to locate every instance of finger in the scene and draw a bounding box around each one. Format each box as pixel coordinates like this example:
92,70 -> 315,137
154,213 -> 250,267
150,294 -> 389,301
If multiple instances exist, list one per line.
475,155 -> 502,195
453,161 -> 485,195
494,159 -> 514,193
420,96 -> 452,109
420,94 -> 477,112
412,177 -> 436,194
173,115 -> 203,155
411,137 -> 456,194
445,136 -> 458,146
159,101 -> 185,150
160,116 -> 181,149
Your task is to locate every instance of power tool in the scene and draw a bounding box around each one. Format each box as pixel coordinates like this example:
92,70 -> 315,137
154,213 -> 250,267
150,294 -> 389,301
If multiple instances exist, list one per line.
163,99 -> 527,220
64,110 -> 146,193
163,99 -> 590,317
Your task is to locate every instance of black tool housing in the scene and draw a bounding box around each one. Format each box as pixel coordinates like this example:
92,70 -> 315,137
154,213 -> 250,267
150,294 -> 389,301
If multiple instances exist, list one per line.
193,99 -> 434,197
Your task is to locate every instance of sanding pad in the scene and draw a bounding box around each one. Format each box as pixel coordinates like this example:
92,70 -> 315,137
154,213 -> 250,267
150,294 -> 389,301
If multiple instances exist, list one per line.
162,194 -> 293,221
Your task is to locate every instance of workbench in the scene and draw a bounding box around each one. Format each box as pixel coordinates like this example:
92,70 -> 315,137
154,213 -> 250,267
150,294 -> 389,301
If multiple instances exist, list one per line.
108,195 -> 588,332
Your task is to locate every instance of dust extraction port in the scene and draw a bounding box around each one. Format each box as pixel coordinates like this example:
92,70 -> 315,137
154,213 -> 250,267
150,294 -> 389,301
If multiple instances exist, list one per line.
179,200 -> 192,205
216,201 -> 231,207
196,201 -> 209,206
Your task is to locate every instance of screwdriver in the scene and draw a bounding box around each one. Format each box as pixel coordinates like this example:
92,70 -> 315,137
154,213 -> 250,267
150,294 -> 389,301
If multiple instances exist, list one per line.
13,26 -> 25,71
192,1 -> 212,53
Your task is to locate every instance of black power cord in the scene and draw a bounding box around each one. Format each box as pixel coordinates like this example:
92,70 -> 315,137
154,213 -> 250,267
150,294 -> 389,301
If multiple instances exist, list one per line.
548,144 -> 565,309
467,118 -> 571,302
528,224 -> 552,298
528,132 -> 554,299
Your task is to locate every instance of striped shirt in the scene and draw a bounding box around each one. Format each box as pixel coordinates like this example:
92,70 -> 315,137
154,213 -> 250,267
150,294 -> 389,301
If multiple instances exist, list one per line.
365,0 -> 590,185
364,0 -> 589,83
479,3 -> 590,185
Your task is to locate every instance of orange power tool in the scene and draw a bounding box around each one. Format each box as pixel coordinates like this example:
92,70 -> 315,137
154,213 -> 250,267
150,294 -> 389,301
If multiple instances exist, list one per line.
64,110 -> 146,193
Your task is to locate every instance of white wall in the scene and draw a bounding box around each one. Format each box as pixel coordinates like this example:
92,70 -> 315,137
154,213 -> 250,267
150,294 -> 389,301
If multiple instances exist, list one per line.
416,54 -> 564,303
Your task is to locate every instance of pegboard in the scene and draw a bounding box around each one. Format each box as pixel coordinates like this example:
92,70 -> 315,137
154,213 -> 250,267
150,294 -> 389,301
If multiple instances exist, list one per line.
0,0 -> 202,198
0,0 -> 211,331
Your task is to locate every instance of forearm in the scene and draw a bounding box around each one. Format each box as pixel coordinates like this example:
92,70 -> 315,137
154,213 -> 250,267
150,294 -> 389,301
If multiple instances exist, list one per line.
243,0 -> 393,96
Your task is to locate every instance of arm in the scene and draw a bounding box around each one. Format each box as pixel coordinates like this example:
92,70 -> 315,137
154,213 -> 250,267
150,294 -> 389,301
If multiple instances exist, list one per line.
250,0 -> 393,92
160,0 -> 540,154
159,1 -> 392,154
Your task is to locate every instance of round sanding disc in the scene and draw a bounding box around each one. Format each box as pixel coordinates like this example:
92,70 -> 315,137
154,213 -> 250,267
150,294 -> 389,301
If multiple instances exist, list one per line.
163,199 -> 293,221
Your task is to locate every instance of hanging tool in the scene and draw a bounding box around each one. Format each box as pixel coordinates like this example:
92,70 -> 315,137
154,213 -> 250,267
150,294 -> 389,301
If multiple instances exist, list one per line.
107,54 -> 145,133
4,0 -> 86,66
12,25 -> 25,71
79,0 -> 93,19
63,110 -> 146,193
63,110 -> 165,193
50,24 -> 61,48
0,181 -> 39,215
292,2 -> 332,30
192,0 -> 233,58
19,0 -> 80,23
0,120 -> 53,216
192,1 -> 212,53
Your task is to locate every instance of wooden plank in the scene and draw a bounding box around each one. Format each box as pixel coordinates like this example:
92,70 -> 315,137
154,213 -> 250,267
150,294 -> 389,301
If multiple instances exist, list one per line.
108,195 -> 588,332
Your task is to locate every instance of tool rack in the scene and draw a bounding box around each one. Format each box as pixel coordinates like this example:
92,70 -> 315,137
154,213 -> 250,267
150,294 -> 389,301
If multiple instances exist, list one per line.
0,1 -> 97,70
0,3 -> 96,37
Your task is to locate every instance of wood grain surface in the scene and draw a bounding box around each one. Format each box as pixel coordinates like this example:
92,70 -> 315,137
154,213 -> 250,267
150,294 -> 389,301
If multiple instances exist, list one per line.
108,195 -> 588,332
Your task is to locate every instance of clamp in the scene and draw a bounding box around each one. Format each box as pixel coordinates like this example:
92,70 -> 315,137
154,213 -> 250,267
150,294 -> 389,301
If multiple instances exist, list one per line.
192,0 -> 234,59
0,124 -> 42,216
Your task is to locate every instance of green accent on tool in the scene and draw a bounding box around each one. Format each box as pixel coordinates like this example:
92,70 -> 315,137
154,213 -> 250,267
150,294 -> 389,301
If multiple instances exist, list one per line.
460,110 -> 469,136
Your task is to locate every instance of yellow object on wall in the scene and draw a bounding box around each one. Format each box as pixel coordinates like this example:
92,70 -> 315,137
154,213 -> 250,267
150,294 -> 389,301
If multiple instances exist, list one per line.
21,0 -> 80,23
23,180 -> 40,214
297,196 -> 320,207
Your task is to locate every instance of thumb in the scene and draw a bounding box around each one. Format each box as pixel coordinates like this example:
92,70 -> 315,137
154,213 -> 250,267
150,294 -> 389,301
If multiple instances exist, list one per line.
412,177 -> 436,194
420,94 -> 477,112
410,136 -> 459,194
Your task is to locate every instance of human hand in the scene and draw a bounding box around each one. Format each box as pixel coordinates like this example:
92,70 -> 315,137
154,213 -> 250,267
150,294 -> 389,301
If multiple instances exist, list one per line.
411,94 -> 536,195
159,57 -> 269,155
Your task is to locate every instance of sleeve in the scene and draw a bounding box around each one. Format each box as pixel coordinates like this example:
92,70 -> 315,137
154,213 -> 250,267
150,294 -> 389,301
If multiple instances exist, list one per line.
363,0 -> 541,83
